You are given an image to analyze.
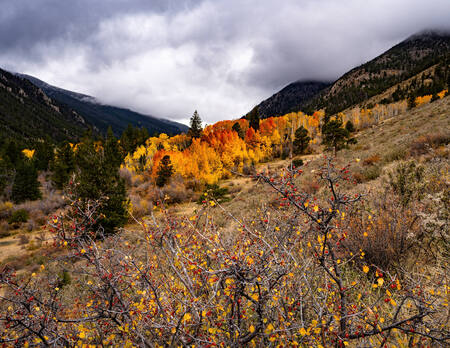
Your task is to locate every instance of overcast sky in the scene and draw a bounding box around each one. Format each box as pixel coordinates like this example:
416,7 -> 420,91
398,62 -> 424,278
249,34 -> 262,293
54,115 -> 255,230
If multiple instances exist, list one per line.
1,0 -> 449,125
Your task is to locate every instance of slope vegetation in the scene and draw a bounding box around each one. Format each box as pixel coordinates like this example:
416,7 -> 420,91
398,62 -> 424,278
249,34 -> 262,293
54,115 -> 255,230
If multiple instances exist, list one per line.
0,68 -> 89,143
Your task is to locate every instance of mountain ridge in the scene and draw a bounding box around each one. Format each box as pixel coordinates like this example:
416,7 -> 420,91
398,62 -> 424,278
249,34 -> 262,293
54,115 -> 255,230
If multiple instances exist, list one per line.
0,68 -> 90,143
251,80 -> 330,119
17,74 -> 188,137
249,29 -> 450,119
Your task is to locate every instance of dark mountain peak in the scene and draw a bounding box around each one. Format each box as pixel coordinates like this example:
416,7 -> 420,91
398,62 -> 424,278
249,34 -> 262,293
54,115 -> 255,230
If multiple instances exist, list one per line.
250,80 -> 330,119
405,29 -> 450,42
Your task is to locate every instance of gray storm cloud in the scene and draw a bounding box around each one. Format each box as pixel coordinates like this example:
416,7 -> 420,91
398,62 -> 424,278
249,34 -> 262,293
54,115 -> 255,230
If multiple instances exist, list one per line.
1,0 -> 449,124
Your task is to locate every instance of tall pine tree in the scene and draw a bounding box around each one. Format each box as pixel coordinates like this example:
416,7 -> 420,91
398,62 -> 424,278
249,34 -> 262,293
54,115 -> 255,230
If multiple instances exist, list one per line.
51,141 -> 75,190
293,126 -> 311,155
247,106 -> 260,131
12,158 -> 41,203
188,110 -> 203,138
232,122 -> 245,139
73,133 -> 128,234
156,155 -> 174,187
322,116 -> 356,154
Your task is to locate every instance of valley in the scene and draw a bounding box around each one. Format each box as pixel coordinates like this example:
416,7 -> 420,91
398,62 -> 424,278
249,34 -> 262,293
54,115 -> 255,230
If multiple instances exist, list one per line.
0,29 -> 449,347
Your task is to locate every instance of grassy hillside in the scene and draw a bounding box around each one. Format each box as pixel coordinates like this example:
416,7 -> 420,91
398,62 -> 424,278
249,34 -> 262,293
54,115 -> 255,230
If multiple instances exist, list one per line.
310,31 -> 450,114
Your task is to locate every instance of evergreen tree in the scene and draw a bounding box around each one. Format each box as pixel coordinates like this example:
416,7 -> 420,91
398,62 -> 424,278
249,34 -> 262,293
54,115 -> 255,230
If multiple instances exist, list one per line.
73,135 -> 128,234
137,127 -> 150,147
322,116 -> 356,154
51,142 -> 75,190
0,161 -> 6,196
232,122 -> 245,139
247,106 -> 260,131
293,126 -> 311,155
0,139 -> 16,195
3,139 -> 22,168
34,136 -> 54,171
188,110 -> 203,138
120,124 -> 137,155
345,120 -> 355,133
105,126 -> 124,169
12,158 -> 41,203
407,95 -> 416,109
156,155 -> 174,187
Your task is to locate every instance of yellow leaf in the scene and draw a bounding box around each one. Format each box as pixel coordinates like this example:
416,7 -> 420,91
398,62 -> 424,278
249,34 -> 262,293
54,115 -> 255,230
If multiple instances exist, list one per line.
299,327 -> 307,336
377,278 -> 384,287
265,323 -> 274,334
22,149 -> 35,159
249,325 -> 255,333
363,265 -> 369,273
313,205 -> 319,212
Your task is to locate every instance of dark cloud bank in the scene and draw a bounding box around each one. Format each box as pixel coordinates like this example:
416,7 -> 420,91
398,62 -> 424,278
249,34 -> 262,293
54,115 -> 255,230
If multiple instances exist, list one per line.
1,0 -> 449,124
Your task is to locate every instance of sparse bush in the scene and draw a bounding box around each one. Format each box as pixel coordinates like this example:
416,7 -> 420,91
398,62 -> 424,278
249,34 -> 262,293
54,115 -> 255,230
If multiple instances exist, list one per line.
363,154 -> 380,166
352,171 -> 365,184
409,133 -> 450,156
419,190 -> 449,257
388,160 -> 424,206
342,196 -> 420,269
362,165 -> 381,181
0,221 -> 10,238
383,146 -> 407,163
29,209 -> 46,226
119,167 -> 133,187
242,163 -> 256,175
162,177 -> 194,204
26,219 -> 37,232
197,183 -> 230,204
129,194 -> 150,220
58,271 -> 72,288
291,159 -> 304,168
26,239 -> 40,251
18,233 -> 30,245
8,209 -> 29,224
0,201 -> 13,219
